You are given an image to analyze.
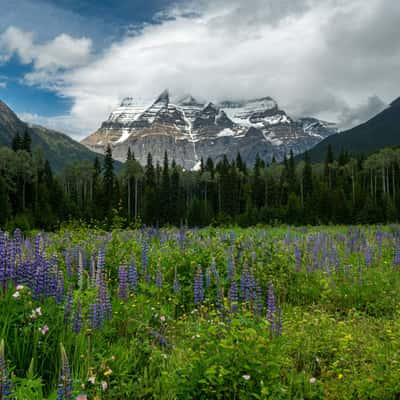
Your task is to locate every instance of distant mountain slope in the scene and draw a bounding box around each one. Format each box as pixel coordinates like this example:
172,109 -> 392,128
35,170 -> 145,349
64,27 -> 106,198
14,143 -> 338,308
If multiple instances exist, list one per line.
0,99 -> 105,172
303,97 -> 400,162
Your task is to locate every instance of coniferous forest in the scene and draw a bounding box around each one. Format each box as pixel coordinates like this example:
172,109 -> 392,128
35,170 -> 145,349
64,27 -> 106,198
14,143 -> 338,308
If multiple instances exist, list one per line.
0,131 -> 399,230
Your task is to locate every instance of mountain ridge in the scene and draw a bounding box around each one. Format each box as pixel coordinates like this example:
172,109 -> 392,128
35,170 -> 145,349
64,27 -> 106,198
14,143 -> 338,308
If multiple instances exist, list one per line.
82,90 -> 337,169
300,98 -> 400,162
0,99 -> 105,172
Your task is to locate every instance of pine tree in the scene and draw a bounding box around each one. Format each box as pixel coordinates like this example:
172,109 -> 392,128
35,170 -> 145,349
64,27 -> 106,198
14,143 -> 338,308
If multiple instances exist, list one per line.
160,151 -> 170,223
303,151 -> 313,200
144,153 -> 157,225
324,144 -> 334,187
12,132 -> 22,152
252,154 -> 265,208
22,129 -> 32,153
103,145 -> 115,218
287,149 -> 296,193
170,160 -> 181,225
206,157 -> 215,179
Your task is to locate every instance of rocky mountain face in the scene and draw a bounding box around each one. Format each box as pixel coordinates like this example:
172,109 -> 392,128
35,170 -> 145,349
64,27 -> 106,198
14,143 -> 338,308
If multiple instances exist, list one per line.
82,90 -> 337,169
0,100 -> 105,172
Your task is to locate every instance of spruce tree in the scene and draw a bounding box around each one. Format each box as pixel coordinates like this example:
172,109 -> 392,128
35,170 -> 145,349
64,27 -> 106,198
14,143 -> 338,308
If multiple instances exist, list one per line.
160,151 -> 170,223
303,151 -> 313,200
12,132 -> 22,152
22,129 -> 32,153
103,145 -> 115,218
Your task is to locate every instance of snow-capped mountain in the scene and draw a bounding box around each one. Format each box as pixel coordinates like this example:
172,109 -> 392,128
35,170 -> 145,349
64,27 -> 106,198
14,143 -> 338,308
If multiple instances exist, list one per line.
81,90 -> 337,169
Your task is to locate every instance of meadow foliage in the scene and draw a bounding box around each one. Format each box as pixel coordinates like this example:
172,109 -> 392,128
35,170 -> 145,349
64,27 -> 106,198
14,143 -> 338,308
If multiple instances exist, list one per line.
1,225 -> 400,399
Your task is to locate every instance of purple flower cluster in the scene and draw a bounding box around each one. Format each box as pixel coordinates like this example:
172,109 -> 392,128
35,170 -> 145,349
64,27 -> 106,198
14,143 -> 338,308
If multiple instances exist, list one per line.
155,264 -> 163,289
193,265 -> 204,306
118,265 -> 128,300
0,339 -> 11,399
229,281 -> 239,313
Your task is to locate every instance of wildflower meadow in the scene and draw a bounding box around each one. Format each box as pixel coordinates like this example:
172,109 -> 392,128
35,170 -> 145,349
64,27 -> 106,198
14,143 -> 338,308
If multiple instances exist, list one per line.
1,225 -> 400,399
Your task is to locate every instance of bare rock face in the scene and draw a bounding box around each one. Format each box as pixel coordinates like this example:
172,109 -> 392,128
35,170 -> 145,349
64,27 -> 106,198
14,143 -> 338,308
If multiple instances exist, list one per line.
81,90 -> 337,169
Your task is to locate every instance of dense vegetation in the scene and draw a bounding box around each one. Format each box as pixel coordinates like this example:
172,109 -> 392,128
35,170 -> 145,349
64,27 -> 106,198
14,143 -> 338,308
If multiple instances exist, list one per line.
1,130 -> 400,230
1,225 -> 400,399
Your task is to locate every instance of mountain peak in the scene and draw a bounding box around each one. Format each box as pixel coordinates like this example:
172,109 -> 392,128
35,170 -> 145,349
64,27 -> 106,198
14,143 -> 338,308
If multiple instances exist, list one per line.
155,89 -> 170,104
178,95 -> 201,106
120,97 -> 138,107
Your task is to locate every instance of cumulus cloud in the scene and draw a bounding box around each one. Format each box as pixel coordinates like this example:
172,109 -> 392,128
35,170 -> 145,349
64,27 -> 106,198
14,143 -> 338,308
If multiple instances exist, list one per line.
0,26 -> 92,71
3,0 -> 400,139
19,112 -> 93,139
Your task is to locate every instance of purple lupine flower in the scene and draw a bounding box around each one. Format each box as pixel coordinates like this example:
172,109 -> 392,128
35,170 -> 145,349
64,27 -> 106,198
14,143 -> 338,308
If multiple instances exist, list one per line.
155,264 -> 163,289
77,252 -> 84,290
57,344 -> 73,400
97,273 -> 112,321
88,303 -> 100,330
193,265 -> 204,306
393,242 -> 400,266
150,331 -> 167,347
178,228 -> 185,249
267,282 -> 276,324
141,241 -> 149,281
211,258 -> 220,283
294,246 -> 302,272
64,286 -> 73,324
97,247 -> 105,273
55,271 -> 64,304
72,300 -> 83,334
364,245 -> 372,268
89,254 -> 96,287
216,285 -> 224,312
128,263 -> 138,294
118,265 -> 128,300
35,233 -> 42,259
254,283 -> 263,315
0,339 -> 11,399
227,252 -> 235,281
312,240 -> 320,270
229,281 -> 239,313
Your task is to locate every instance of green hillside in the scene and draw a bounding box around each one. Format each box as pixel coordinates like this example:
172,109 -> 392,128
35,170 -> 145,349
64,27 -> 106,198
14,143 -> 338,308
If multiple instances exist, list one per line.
302,97 -> 400,162
0,99 -> 105,171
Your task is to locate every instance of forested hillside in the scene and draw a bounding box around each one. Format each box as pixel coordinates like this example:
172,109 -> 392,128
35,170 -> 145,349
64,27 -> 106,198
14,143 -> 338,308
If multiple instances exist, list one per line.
0,100 -> 105,171
1,129 -> 399,229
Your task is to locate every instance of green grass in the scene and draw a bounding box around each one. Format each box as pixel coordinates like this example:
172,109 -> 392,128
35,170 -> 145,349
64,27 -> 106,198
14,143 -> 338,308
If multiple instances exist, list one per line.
1,225 -> 400,399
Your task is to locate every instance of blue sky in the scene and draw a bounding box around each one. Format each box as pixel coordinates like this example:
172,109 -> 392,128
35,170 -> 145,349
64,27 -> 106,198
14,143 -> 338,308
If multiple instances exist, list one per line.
0,0 -> 177,117
0,0 -> 398,139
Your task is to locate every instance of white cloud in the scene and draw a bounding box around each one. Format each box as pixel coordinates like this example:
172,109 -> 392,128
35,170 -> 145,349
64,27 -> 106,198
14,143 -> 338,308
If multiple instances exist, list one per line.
18,112 -> 93,140
3,0 -> 400,139
0,26 -> 92,71
0,82 -> 6,88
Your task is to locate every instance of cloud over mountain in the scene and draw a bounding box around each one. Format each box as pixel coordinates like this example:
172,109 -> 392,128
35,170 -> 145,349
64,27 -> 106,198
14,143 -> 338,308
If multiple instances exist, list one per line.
1,0 -> 398,139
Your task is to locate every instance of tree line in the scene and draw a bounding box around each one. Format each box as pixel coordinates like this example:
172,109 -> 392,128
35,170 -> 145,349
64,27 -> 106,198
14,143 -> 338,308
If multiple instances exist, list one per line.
0,131 -> 399,230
